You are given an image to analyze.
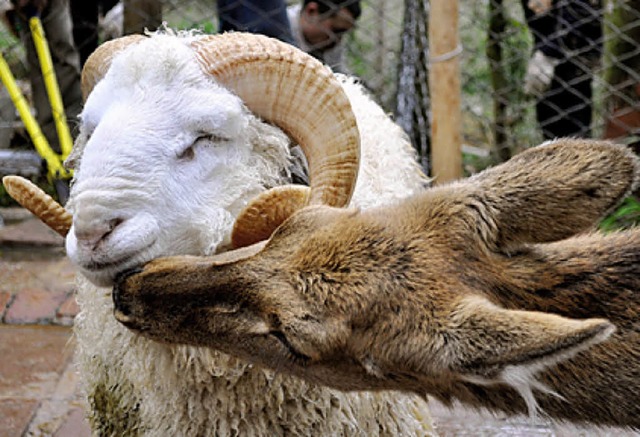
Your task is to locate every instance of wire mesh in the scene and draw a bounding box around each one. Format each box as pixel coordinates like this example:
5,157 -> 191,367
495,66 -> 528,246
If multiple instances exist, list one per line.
0,0 -> 638,175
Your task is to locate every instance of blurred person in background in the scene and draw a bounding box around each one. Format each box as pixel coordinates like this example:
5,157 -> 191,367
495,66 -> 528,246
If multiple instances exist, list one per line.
287,0 -> 360,73
70,0 -> 119,65
522,0 -> 603,139
70,0 -> 161,67
217,0 -> 294,44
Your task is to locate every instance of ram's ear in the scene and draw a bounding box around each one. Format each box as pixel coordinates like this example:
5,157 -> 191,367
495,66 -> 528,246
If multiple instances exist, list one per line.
446,297 -> 614,411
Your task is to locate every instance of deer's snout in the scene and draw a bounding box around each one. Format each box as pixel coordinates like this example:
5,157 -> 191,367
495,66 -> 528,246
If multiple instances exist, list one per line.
112,267 -> 145,328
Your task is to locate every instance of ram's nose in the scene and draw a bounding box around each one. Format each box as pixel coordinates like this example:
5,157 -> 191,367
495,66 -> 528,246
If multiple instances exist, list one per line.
74,216 -> 124,249
70,194 -> 128,248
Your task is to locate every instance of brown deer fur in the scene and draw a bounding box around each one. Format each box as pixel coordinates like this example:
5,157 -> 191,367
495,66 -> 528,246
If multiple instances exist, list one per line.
113,139 -> 640,429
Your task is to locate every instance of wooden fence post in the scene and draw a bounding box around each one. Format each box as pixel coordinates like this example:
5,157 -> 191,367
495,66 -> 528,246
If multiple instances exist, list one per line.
429,0 -> 462,183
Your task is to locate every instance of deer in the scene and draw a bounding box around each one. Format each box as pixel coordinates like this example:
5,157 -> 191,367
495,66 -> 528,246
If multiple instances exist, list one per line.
7,137 -> 635,430
112,138 -> 640,430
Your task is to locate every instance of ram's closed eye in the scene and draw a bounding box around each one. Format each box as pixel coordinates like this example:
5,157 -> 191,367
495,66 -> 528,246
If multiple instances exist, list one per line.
195,133 -> 231,145
176,145 -> 195,160
176,134 -> 232,160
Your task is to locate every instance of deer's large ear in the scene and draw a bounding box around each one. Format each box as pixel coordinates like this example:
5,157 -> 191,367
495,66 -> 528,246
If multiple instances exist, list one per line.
445,296 -> 614,414
463,139 -> 640,250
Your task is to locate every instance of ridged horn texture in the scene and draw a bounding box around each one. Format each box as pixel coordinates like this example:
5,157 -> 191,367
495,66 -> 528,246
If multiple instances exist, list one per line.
2,175 -> 71,237
191,33 -> 360,246
231,185 -> 310,248
80,32 -> 360,248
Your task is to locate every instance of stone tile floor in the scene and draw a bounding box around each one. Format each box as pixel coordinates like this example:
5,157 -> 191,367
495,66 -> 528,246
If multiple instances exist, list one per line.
0,208 -> 637,437
0,208 -> 90,437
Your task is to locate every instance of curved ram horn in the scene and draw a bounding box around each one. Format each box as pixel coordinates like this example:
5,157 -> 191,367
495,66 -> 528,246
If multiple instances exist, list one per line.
231,185 -> 310,248
190,33 -> 360,209
82,32 -> 360,248
2,176 -> 72,237
193,33 -> 359,247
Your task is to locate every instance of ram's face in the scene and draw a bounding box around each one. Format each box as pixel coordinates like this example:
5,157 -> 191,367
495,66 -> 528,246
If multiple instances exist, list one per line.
65,42 -> 253,287
60,32 -> 360,288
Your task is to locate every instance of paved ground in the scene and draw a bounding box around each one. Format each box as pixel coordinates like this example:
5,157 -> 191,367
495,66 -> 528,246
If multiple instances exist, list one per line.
0,208 -> 636,436
0,208 -> 90,437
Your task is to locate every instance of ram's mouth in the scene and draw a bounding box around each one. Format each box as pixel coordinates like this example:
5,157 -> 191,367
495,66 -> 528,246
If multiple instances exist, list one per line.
67,228 -> 160,287
79,264 -> 143,289
78,256 -> 150,288
82,254 -> 139,272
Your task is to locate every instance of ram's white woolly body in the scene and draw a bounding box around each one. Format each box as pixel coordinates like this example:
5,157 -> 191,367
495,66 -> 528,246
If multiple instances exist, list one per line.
70,33 -> 432,435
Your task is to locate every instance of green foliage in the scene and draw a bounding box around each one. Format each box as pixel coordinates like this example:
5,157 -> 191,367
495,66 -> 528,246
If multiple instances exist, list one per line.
0,181 -> 16,207
171,19 -> 216,34
456,0 -> 542,157
462,150 -> 496,177
600,196 -> 640,231
0,24 -> 27,77
345,31 -> 374,80
163,2 -> 218,34
0,29 -> 18,50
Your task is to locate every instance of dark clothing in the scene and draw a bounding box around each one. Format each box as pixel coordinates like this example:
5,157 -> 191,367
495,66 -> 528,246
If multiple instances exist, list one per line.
537,61 -> 594,138
123,0 -> 162,34
524,0 -> 602,62
218,0 -> 294,45
70,0 -> 119,66
523,0 -> 602,139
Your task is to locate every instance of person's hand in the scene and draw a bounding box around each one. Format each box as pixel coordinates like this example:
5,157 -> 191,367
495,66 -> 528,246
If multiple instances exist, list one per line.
524,50 -> 560,97
527,0 -> 553,15
15,0 -> 48,17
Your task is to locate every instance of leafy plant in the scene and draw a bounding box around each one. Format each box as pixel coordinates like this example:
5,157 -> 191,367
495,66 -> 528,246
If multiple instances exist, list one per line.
600,196 -> 640,231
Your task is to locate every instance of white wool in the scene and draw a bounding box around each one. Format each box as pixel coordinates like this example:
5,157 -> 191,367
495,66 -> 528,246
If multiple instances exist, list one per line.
71,33 -> 434,436
338,75 -> 429,209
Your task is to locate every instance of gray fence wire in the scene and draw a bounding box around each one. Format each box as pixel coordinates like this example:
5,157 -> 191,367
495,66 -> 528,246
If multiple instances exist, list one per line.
0,0 -> 639,176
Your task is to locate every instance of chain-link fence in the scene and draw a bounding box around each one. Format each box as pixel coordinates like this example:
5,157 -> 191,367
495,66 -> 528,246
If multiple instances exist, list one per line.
0,0 -> 639,178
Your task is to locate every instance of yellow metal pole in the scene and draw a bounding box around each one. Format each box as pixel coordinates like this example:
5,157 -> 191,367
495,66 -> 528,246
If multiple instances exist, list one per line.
29,16 -> 73,159
0,52 -> 68,180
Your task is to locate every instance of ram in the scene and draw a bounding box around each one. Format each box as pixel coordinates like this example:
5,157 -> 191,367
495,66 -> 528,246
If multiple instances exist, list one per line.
6,32 -> 435,435
114,139 -> 640,431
